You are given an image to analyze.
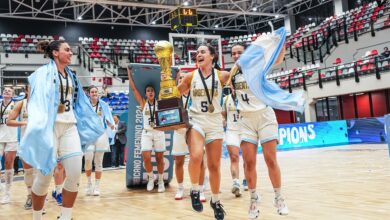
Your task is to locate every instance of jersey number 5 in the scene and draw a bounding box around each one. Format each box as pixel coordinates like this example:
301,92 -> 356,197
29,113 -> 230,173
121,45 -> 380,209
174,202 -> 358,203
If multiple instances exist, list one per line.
201,101 -> 208,112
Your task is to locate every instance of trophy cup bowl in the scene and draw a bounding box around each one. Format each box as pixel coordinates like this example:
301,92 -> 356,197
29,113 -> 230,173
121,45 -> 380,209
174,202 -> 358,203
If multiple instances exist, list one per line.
153,41 -> 189,131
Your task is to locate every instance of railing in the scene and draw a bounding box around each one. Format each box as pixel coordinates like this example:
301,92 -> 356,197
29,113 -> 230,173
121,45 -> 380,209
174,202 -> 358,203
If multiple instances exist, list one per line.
286,7 -> 390,64
269,55 -> 390,91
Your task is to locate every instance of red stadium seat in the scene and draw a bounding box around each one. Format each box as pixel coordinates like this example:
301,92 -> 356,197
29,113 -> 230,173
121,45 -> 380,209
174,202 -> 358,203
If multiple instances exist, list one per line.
334,58 -> 342,64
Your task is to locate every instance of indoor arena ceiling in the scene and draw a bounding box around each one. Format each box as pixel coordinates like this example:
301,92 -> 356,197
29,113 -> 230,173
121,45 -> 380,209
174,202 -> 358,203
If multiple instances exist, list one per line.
0,0 -> 332,32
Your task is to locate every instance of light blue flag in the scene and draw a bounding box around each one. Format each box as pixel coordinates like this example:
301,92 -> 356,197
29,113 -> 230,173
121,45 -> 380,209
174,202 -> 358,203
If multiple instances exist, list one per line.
19,60 -> 104,175
99,99 -> 114,128
237,27 -> 306,113
99,99 -> 115,145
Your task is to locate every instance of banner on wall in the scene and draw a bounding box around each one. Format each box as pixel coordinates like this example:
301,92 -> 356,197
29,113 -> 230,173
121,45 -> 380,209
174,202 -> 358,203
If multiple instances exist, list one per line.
277,120 -> 349,150
228,117 -> 387,155
347,117 -> 387,143
126,64 -> 179,188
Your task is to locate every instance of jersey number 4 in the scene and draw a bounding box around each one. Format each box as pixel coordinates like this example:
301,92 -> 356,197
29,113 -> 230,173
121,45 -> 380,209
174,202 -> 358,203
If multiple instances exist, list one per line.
241,94 -> 250,104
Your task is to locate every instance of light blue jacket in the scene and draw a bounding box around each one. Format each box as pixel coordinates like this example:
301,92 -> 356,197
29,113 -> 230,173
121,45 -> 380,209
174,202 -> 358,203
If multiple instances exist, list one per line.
18,60 -> 104,175
237,27 -> 306,113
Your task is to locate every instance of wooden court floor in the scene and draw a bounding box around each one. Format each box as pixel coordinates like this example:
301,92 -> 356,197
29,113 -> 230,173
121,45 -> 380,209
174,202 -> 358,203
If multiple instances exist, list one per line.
1,144 -> 389,220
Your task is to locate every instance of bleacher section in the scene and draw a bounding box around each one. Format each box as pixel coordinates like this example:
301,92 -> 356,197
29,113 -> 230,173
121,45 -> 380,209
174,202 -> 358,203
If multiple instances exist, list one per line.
0,34 -> 65,53
101,91 -> 129,112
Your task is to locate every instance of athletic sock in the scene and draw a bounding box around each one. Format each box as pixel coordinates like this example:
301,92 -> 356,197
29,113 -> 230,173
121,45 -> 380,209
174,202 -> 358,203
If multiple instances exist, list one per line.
274,188 -> 281,198
177,182 -> 184,189
158,173 -> 164,183
191,184 -> 200,191
59,207 -> 73,220
32,210 -> 43,220
5,169 -> 13,192
87,176 -> 92,184
211,194 -> 219,203
147,172 -> 153,180
250,188 -> 258,200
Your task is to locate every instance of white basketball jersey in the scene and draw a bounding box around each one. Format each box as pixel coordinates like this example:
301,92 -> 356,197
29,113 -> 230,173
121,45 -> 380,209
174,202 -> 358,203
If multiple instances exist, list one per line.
93,101 -> 105,127
233,72 -> 266,112
189,69 -> 223,114
223,95 -> 240,131
55,73 -> 77,123
181,93 -> 191,110
0,100 -> 18,142
142,100 -> 158,131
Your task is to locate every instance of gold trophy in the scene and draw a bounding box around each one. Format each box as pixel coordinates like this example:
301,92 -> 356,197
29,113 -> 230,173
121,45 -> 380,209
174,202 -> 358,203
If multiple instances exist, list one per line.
153,41 -> 189,131
154,41 -> 181,99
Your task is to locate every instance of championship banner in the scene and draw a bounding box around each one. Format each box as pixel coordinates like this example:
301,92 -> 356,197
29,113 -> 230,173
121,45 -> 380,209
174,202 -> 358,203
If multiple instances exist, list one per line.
277,120 -> 349,151
126,63 -> 179,187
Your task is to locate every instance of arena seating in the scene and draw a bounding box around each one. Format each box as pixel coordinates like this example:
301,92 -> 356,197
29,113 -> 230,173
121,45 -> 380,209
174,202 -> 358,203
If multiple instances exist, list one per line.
0,33 -> 65,53
290,2 -> 386,50
101,90 -> 129,112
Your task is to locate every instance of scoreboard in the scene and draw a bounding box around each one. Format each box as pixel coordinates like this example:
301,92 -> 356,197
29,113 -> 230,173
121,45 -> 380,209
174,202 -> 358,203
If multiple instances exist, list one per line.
170,7 -> 198,30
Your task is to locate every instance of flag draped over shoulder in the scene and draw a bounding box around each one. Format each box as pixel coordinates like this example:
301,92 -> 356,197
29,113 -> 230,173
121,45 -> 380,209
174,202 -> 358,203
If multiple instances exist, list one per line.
237,27 -> 306,113
19,60 -> 104,175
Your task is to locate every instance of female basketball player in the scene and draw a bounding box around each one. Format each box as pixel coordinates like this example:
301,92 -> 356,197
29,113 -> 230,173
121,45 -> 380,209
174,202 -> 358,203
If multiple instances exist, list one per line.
19,40 -> 104,220
231,43 -> 289,218
222,92 -> 243,198
172,72 -> 207,201
6,86 -> 34,209
177,45 -> 230,220
127,67 -> 166,193
84,86 -> 114,196
0,87 -> 19,205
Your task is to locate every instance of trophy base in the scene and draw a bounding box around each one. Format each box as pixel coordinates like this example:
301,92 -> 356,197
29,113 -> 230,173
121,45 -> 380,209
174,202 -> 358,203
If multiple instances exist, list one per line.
154,98 -> 190,132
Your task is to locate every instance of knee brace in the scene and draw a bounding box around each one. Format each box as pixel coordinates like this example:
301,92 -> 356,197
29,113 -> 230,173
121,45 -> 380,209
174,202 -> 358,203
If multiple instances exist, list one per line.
32,172 -> 53,196
24,168 -> 34,188
84,151 -> 94,171
62,155 -> 82,192
94,152 -> 104,172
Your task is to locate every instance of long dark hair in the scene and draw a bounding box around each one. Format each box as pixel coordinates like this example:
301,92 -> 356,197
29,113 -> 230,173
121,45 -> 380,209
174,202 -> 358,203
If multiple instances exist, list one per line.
37,40 -> 66,59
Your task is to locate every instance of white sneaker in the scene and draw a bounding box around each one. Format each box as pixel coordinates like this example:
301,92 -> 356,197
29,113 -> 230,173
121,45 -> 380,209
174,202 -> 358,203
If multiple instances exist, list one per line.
0,183 -> 4,193
93,185 -> 100,196
199,191 -> 206,203
147,177 -> 154,192
157,181 -> 165,193
274,196 -> 289,215
231,182 -> 241,197
248,196 -> 260,219
85,182 -> 93,196
175,188 -> 184,200
0,192 -> 11,204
